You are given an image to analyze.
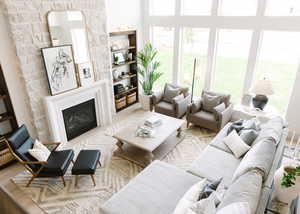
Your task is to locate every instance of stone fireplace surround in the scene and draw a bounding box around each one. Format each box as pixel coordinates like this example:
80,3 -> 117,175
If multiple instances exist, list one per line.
1,0 -> 113,141
44,80 -> 113,144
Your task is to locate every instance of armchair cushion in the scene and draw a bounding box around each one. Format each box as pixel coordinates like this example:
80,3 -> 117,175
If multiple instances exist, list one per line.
202,90 -> 231,107
213,103 -> 226,120
190,111 -> 218,131
172,94 -> 184,104
191,98 -> 202,114
15,137 -> 37,170
152,90 -> 164,105
39,149 -> 74,177
162,84 -> 181,103
155,101 -> 175,117
202,93 -> 223,113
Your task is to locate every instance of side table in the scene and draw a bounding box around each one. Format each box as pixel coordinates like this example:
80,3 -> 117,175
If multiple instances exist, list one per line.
232,104 -> 279,123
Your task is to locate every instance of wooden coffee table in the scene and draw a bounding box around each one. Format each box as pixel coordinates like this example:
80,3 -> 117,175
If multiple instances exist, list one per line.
113,112 -> 185,165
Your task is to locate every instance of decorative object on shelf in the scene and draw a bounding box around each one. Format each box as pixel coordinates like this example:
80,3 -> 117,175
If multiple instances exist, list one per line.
115,96 -> 127,110
41,45 -> 78,96
137,43 -> 163,110
113,69 -> 119,80
77,62 -> 95,86
126,92 -> 137,105
113,52 -> 126,65
274,164 -> 300,205
250,78 -> 274,110
111,44 -> 119,51
127,52 -> 133,61
114,84 -> 125,95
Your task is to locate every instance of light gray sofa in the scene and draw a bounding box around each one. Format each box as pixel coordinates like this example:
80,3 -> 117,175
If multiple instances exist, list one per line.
101,117 -> 288,214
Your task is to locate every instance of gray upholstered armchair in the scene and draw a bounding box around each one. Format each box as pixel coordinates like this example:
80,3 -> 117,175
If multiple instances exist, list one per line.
152,83 -> 191,118
186,90 -> 233,131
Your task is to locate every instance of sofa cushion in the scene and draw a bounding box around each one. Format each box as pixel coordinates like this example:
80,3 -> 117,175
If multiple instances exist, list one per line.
218,170 -> 262,214
187,146 -> 241,187
155,101 -> 175,117
101,161 -> 201,214
209,123 -> 233,154
252,116 -> 284,146
223,130 -> 250,158
163,84 -> 181,103
173,179 -> 208,214
217,202 -> 251,214
232,139 -> 276,182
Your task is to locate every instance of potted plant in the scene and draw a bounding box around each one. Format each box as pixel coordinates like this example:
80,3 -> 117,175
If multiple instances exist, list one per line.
274,165 -> 300,204
137,43 -> 163,110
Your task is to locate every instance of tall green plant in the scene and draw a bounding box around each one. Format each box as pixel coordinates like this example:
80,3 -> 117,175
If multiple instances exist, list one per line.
137,43 -> 163,95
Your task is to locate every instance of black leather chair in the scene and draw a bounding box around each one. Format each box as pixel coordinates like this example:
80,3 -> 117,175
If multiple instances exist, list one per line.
5,125 -> 74,187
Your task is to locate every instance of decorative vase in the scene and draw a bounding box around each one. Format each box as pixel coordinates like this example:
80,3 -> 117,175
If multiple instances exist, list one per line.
139,94 -> 152,111
274,165 -> 300,205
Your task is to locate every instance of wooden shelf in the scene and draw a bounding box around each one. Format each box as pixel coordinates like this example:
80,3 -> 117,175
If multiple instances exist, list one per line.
115,87 -> 137,97
110,30 -> 136,36
112,60 -> 136,69
111,46 -> 136,53
0,113 -> 14,123
116,100 -> 139,112
0,95 -> 7,100
113,74 -> 137,84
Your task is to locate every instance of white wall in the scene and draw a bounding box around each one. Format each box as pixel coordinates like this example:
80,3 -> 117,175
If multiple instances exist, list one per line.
106,0 -> 144,48
0,7 -> 37,137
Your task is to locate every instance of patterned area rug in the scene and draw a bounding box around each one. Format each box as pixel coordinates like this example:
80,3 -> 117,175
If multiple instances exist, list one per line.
11,110 -> 215,214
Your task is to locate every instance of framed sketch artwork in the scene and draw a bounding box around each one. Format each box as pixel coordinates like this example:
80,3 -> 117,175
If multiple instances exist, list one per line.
41,45 -> 78,96
77,62 -> 95,86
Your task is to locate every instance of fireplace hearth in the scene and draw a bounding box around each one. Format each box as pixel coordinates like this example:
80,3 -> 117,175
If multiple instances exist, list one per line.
62,99 -> 97,141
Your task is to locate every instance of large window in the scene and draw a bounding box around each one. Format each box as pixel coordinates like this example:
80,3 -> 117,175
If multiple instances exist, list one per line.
219,0 -> 258,16
180,28 -> 210,97
181,0 -> 213,15
150,0 -> 176,16
266,0 -> 300,16
214,29 -> 252,103
255,31 -> 300,112
151,27 -> 175,89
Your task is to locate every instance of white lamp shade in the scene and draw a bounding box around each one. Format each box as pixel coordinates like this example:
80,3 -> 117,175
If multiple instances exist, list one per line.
250,79 -> 274,95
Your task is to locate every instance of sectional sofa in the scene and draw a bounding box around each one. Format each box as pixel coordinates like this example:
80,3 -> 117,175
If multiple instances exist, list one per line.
100,117 -> 287,214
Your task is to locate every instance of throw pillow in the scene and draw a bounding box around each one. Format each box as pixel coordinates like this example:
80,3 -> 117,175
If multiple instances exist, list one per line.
186,193 -> 217,214
172,94 -> 185,104
213,103 -> 226,120
223,130 -> 251,158
173,179 -> 208,214
163,84 -> 181,103
198,178 -> 223,200
202,93 -> 222,113
217,202 -> 251,214
28,140 -> 51,162
227,119 -> 244,135
239,129 -> 258,146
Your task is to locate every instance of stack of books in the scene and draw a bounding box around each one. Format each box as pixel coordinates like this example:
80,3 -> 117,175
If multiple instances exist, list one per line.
144,116 -> 162,128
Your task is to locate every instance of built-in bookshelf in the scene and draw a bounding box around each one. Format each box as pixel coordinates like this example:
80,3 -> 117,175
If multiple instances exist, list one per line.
109,30 -> 139,112
0,64 -> 18,168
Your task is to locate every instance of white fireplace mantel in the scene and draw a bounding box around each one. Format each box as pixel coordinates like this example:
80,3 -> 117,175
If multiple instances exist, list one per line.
43,80 -> 113,143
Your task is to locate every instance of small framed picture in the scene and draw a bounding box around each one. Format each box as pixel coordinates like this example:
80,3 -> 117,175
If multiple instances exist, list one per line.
113,52 -> 125,64
77,62 -> 95,86
41,45 -> 78,96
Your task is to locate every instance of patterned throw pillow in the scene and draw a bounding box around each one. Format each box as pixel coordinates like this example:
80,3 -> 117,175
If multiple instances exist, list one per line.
223,130 -> 251,158
28,140 -> 51,162
198,178 -> 223,200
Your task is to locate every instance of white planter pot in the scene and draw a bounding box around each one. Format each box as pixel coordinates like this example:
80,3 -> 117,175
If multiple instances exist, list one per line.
274,165 -> 300,205
139,94 -> 152,111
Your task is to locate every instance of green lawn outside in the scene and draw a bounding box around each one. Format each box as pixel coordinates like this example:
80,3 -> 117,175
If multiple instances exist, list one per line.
153,50 -> 297,112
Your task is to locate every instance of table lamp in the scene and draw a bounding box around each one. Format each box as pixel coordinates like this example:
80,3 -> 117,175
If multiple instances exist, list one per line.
250,78 -> 274,110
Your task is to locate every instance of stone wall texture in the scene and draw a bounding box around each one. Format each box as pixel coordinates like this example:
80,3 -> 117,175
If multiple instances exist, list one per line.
2,0 -> 113,141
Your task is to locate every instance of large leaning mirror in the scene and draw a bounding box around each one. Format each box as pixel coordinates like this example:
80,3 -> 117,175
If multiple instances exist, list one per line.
47,11 -> 90,64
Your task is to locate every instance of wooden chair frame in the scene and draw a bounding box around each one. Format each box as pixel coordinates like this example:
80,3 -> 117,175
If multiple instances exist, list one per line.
2,138 -> 67,187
